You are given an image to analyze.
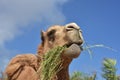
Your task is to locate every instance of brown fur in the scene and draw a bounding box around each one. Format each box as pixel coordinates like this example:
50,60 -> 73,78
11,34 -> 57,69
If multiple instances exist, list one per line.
5,23 -> 83,80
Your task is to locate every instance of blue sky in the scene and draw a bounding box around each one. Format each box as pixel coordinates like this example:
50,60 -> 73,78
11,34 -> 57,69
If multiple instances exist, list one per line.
0,0 -> 120,79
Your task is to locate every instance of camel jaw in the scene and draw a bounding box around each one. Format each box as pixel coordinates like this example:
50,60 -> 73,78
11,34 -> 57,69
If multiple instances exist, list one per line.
64,44 -> 82,58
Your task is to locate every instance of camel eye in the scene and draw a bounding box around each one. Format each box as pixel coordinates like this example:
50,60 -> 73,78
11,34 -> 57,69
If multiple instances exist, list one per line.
47,29 -> 56,42
47,29 -> 56,36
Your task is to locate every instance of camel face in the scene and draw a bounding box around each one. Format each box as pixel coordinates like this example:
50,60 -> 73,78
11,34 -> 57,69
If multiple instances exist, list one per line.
40,23 -> 83,58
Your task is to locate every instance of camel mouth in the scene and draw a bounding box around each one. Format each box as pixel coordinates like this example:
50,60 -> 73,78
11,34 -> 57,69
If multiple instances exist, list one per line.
65,42 -> 82,48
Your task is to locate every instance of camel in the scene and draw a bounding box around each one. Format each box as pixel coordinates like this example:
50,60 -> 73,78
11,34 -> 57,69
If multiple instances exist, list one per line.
5,23 -> 84,80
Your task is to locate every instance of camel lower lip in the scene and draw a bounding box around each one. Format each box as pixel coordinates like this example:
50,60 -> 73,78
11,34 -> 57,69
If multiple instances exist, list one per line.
64,44 -> 81,58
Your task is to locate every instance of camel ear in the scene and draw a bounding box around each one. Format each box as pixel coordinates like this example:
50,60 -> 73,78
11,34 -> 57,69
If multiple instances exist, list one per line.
41,30 -> 45,42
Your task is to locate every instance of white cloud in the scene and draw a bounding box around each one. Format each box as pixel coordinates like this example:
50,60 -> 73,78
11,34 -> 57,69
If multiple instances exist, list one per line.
0,0 -> 69,70
0,0 -> 68,46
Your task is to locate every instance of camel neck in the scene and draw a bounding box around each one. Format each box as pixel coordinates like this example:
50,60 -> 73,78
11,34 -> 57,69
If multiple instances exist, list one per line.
56,67 -> 69,80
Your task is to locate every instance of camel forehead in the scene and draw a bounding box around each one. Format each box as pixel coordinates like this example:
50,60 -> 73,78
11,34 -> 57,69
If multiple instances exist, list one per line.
47,25 -> 65,32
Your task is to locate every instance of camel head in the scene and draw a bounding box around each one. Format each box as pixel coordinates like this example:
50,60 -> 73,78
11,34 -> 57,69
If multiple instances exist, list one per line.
37,23 -> 84,80
38,22 -> 83,59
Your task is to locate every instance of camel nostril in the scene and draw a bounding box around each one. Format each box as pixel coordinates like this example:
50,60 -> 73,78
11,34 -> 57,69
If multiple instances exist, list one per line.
65,23 -> 80,31
65,25 -> 75,31
67,25 -> 75,29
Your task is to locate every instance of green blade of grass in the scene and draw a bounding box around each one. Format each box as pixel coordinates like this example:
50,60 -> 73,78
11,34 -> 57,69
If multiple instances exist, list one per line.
37,46 -> 66,80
